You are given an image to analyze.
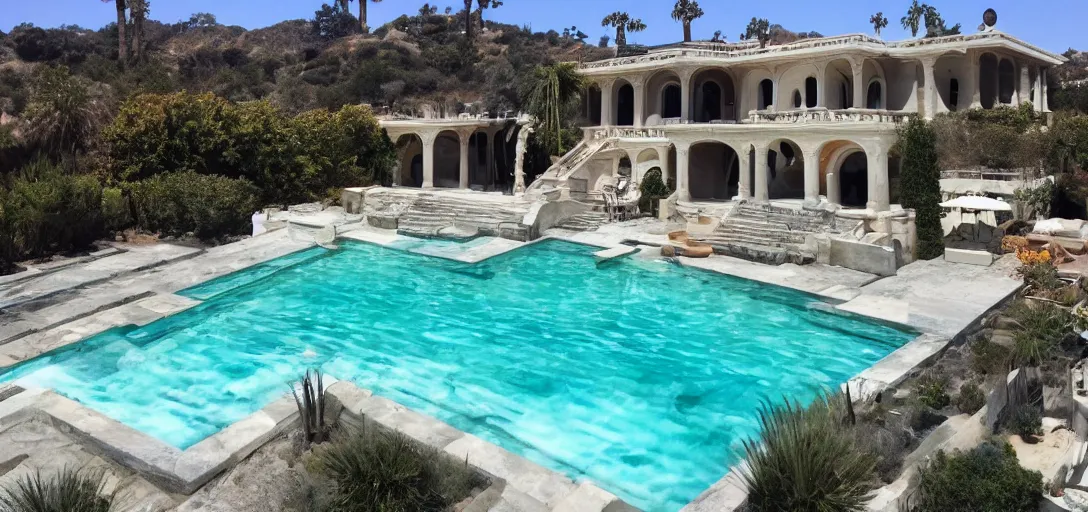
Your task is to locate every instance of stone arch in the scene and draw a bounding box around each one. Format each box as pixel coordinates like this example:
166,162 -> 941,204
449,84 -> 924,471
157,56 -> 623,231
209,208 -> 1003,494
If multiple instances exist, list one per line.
613,79 -> 635,126
634,147 -> 662,182
394,133 -> 424,187
777,63 -> 820,110
692,68 -> 737,122
689,140 -> 740,200
866,79 -> 884,109
586,83 -> 602,125
933,54 -> 966,112
998,58 -> 1015,105
765,138 -> 806,200
645,70 -> 682,123
979,53 -> 998,109
818,140 -> 868,208
746,68 -> 775,112
433,130 -> 463,188
824,59 -> 854,109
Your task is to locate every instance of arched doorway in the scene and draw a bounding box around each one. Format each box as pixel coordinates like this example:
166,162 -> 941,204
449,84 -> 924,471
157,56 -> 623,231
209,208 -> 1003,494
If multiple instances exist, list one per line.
692,69 -> 736,122
689,142 -> 739,199
767,139 -> 805,200
758,79 -> 774,110
998,59 -> 1015,105
662,84 -> 682,119
979,53 -> 998,109
616,82 -> 635,126
805,77 -> 818,108
433,130 -> 462,188
823,59 -> 854,109
394,133 -> 424,187
866,81 -> 883,109
586,84 -> 602,125
949,79 -> 959,111
699,82 -> 722,121
839,152 -> 868,208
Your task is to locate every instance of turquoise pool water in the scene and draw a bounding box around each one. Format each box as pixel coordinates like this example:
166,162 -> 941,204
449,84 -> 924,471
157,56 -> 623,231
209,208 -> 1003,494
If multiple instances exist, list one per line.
0,239 -> 914,511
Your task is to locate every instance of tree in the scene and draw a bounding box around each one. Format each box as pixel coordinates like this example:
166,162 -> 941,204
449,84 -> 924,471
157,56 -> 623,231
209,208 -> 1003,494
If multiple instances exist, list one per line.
671,0 -> 704,43
521,62 -> 587,156
312,3 -> 358,40
20,66 -> 110,156
601,12 -> 646,47
598,34 -> 610,48
102,0 -> 127,63
462,0 -> 473,38
419,3 -> 438,17
350,0 -> 383,33
901,0 -> 924,37
899,117 -> 945,260
475,0 -> 502,33
744,17 -> 770,48
129,0 -> 149,63
711,30 -> 723,42
921,6 -> 961,38
870,12 -> 888,37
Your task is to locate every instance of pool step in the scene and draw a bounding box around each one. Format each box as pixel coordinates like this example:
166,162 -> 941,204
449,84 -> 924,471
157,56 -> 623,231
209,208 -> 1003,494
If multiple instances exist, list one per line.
692,202 -> 839,265
365,189 -> 533,241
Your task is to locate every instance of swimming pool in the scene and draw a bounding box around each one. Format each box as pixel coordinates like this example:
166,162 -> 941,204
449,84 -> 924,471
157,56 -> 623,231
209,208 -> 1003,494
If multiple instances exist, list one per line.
0,239 -> 914,511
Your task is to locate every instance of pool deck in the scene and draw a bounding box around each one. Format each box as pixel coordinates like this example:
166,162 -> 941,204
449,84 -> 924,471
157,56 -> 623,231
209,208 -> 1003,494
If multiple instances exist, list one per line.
0,216 -> 1023,512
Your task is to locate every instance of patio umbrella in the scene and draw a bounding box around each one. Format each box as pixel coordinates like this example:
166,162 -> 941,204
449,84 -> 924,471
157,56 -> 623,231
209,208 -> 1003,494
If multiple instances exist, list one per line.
939,196 -> 1012,211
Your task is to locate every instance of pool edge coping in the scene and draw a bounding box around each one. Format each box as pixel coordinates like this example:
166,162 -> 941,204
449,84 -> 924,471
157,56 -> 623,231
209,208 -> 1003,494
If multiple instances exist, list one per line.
0,380 -> 635,512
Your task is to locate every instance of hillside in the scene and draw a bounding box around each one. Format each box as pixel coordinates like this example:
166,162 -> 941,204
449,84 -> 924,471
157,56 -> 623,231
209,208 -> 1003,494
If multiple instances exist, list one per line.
0,8 -> 615,122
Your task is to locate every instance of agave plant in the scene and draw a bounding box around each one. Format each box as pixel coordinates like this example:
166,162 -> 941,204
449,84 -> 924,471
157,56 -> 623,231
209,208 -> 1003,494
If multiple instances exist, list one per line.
291,368 -> 328,447
0,467 -> 113,512
740,392 -> 878,511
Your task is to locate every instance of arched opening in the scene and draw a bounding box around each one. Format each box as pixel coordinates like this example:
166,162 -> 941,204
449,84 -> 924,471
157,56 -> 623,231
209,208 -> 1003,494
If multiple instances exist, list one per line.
662,84 -> 682,119
823,59 -> 854,110
616,82 -> 635,126
839,152 -> 868,208
470,131 -> 489,188
689,142 -> 739,200
699,82 -> 723,122
758,79 -> 774,110
394,133 -> 424,187
767,139 -> 805,200
692,69 -> 736,122
979,53 -> 998,109
804,77 -> 818,108
998,59 -> 1015,105
618,156 -> 632,177
433,130 -> 462,188
949,78 -> 959,111
635,148 -> 662,183
792,90 -> 802,108
586,84 -> 602,125
866,81 -> 883,109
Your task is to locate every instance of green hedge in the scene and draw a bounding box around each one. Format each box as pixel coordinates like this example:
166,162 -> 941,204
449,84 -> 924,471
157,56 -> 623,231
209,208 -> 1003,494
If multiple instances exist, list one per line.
916,440 -> 1043,512
0,162 -> 104,265
128,171 -> 259,240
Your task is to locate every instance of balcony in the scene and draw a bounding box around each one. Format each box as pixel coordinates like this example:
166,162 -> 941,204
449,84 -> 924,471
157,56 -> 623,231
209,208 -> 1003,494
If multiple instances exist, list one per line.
746,108 -> 912,124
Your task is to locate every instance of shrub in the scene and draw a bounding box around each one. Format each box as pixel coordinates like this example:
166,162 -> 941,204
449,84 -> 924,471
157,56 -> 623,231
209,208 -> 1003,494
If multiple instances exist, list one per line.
1007,405 -> 1043,440
639,167 -> 670,216
0,467 -> 113,512
955,383 -> 986,414
971,338 -> 1011,375
100,187 -> 131,233
128,171 -> 259,240
307,426 -> 485,511
291,369 -> 328,448
915,377 -> 951,410
740,393 -> 878,511
1018,261 -> 1061,290
3,160 -> 104,259
898,117 -> 944,260
1008,300 -> 1073,367
916,440 -> 1043,512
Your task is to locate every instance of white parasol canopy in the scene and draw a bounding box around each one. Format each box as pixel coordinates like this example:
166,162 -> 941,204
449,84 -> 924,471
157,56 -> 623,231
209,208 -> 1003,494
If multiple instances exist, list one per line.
939,195 -> 1012,211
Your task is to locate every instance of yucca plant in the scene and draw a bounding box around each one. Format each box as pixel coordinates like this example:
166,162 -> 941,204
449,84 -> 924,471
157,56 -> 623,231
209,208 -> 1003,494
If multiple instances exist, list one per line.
740,392 -> 879,512
310,425 -> 484,511
0,467 -> 112,512
291,368 -> 328,447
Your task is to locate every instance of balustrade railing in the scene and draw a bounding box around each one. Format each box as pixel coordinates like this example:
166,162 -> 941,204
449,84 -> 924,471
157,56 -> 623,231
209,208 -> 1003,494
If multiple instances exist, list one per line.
746,108 -> 911,124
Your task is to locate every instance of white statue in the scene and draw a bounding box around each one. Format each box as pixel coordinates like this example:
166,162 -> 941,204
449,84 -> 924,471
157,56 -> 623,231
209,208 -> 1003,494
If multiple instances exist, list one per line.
513,124 -> 533,194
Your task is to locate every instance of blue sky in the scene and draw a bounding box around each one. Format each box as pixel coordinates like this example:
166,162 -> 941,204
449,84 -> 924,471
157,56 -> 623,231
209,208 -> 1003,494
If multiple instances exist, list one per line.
1,0 -> 1081,54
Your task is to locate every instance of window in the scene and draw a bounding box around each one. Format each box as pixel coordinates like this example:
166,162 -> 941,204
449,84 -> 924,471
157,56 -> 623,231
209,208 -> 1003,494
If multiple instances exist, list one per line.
804,77 -> 818,108
949,78 -> 960,111
759,79 -> 774,109
662,84 -> 682,118
998,59 -> 1015,104
792,90 -> 802,108
866,81 -> 882,109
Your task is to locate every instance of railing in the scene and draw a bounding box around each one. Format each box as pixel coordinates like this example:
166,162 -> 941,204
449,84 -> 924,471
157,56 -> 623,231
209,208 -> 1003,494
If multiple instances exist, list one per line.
584,127 -> 668,139
746,108 -> 911,124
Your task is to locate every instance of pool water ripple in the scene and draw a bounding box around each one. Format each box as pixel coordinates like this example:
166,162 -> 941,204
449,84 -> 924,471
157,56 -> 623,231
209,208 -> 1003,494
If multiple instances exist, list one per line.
0,239 -> 914,511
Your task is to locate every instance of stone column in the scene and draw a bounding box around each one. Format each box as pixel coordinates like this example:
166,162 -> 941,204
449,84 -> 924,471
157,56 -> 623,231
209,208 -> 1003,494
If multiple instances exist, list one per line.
600,79 -> 615,127
611,155 -> 621,177
803,147 -> 820,206
656,146 -> 670,184
632,77 -> 646,128
483,129 -> 494,186
1019,64 -> 1031,107
815,63 -> 826,108
1033,66 -> 1043,112
737,146 -> 751,200
421,130 -> 437,189
676,143 -> 691,202
866,147 -> 890,212
969,52 -> 982,109
754,145 -> 769,203
513,125 -> 531,194
1041,69 -> 1049,112
458,130 -> 471,189
826,171 -> 841,205
850,58 -> 864,109
679,71 -> 693,123
921,57 -> 937,120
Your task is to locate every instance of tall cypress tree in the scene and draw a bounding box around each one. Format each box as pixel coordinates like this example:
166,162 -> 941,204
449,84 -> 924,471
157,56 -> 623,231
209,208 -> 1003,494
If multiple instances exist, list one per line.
899,117 -> 945,259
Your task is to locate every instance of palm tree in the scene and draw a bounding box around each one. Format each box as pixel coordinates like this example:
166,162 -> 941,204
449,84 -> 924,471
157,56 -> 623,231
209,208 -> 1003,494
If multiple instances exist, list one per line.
350,0 -> 382,33
521,62 -> 587,156
129,0 -> 148,63
671,0 -> 704,43
901,0 -> 924,37
870,12 -> 888,37
101,0 -> 127,63
601,12 -> 646,47
475,0 -> 502,33
21,66 -> 110,156
463,0 -> 473,38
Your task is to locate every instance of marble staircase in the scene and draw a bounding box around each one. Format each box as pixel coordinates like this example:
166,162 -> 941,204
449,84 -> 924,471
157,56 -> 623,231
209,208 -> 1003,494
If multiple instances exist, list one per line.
694,202 -> 840,264
555,210 -> 611,232
364,189 -> 534,241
